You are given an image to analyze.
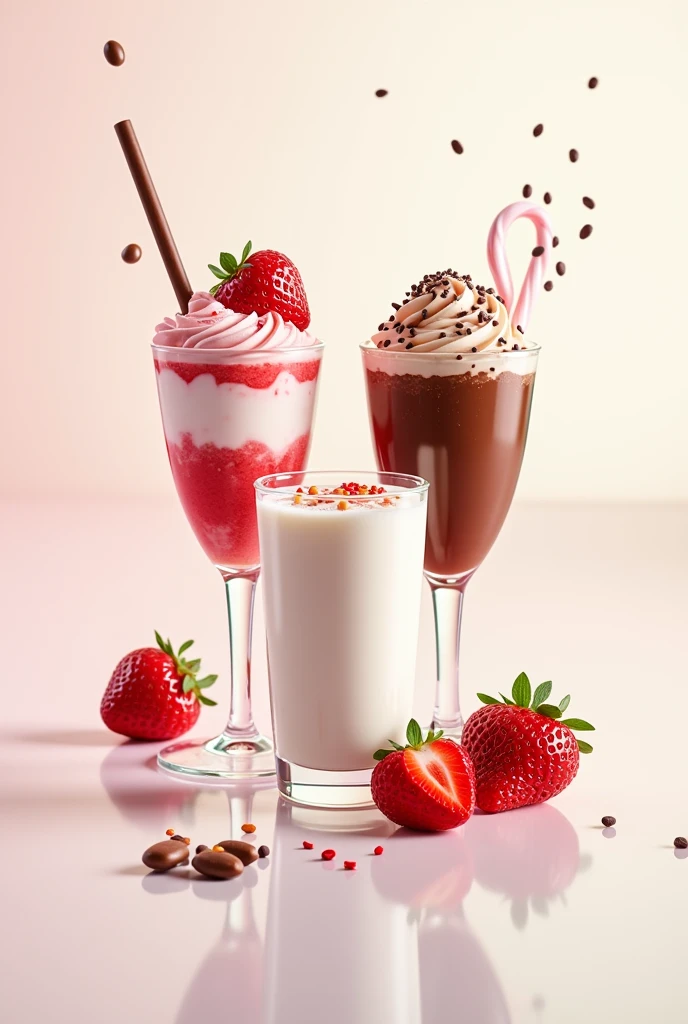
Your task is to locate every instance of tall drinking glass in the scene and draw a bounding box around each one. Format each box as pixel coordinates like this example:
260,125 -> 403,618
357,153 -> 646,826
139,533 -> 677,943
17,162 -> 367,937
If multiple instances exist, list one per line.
152,341 -> 324,778
255,470 -> 428,807
362,344 -> 538,740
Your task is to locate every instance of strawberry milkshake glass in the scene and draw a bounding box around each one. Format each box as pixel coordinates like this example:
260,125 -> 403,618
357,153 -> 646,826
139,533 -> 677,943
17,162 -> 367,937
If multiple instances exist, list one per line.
152,291 -> 323,778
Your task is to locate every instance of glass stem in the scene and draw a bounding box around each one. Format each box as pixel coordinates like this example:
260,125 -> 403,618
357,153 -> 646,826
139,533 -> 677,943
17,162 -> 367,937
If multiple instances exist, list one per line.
220,569 -> 260,741
428,578 -> 468,741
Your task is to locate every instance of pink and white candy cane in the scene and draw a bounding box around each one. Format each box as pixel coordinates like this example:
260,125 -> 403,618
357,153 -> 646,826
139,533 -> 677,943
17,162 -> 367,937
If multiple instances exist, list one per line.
487,201 -> 553,333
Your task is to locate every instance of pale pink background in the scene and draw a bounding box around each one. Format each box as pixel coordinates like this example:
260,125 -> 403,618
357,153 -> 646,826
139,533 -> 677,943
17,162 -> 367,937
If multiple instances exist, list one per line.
1,0 -> 686,500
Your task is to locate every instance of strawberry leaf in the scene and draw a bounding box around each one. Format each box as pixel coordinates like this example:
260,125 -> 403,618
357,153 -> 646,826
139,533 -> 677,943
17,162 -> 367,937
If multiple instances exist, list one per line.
537,703 -> 563,720
561,718 -> 595,731
531,680 -> 552,708
241,240 -> 253,263
477,693 -> 501,705
499,693 -> 516,706
208,264 -> 227,280
577,739 -> 593,754
559,694 -> 571,713
197,694 -> 217,707
182,676 -> 196,694
387,739 -> 404,751
209,283 -> 220,296
374,748 -> 394,761
406,719 -> 423,747
178,639 -> 194,655
219,252 -> 237,274
512,672 -> 531,708
196,675 -> 218,689
434,729 -> 444,740
154,629 -> 165,651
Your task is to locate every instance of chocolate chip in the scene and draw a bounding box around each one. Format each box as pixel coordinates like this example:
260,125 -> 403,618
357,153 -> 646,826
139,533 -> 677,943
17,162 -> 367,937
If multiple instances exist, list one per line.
103,40 -> 125,66
580,224 -> 593,239
588,76 -> 598,89
556,262 -> 566,276
214,840 -> 259,866
543,192 -> 552,205
552,236 -> 559,247
451,139 -> 464,154
583,196 -> 595,209
121,243 -> 141,263
522,184 -> 533,198
533,123 -> 544,137
258,845 -> 270,858
471,346 -> 477,352
544,281 -> 553,291
601,816 -> 616,827
674,837 -> 688,849
192,850 -> 244,880
569,148 -> 579,162
375,89 -> 388,97
492,320 -> 498,326
142,840 -> 189,872
516,324 -> 524,334
532,246 -> 545,257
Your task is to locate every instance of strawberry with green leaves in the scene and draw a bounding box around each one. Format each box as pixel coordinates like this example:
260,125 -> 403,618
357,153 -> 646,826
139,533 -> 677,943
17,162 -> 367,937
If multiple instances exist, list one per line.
462,673 -> 594,813
371,720 -> 476,831
100,632 -> 217,741
209,241 -> 310,330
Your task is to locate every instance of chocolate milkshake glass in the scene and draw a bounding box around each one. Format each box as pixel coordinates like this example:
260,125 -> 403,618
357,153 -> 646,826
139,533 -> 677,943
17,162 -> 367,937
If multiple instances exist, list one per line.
362,272 -> 538,739
152,291 -> 323,778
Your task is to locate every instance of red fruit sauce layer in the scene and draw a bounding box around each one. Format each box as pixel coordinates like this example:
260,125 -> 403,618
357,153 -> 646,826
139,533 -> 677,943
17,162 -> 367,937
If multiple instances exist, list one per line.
154,358 -> 320,389
167,432 -> 312,569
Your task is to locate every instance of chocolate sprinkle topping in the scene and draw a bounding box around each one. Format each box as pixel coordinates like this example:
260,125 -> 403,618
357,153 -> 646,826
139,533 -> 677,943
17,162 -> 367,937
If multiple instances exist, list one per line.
406,342 -> 413,349
544,280 -> 553,291
569,148 -> 579,163
532,246 -> 545,257
456,354 -> 463,360
516,324 -> 524,334
522,184 -> 533,198
383,339 -> 391,346
543,192 -> 552,205
583,196 -> 595,209
556,261 -> 566,276
375,89 -> 388,97
552,236 -> 559,248
492,320 -> 498,326
580,224 -> 593,239
471,347 -> 477,353
451,139 -> 464,154
588,77 -> 598,89
533,123 -> 544,137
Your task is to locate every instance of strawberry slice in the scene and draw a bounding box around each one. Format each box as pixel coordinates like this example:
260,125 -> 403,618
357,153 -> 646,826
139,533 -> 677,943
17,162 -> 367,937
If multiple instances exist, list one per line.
371,721 -> 476,832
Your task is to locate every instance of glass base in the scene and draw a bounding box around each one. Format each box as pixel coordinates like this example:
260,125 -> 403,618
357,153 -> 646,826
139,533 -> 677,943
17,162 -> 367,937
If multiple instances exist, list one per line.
276,756 -> 374,809
157,731 -> 275,781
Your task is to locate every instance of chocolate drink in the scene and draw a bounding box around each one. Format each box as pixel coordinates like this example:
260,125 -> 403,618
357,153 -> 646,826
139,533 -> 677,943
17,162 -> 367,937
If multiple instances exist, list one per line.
365,363 -> 535,577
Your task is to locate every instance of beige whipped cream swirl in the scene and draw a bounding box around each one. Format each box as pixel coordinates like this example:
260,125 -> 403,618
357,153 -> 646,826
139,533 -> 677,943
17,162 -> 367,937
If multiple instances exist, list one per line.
371,274 -> 523,354
154,291 -> 319,350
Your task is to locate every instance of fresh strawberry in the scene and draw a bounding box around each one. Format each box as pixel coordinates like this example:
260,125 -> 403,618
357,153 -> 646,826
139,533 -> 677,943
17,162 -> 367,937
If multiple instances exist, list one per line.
371,720 -> 476,832
462,673 -> 594,813
100,632 -> 217,741
209,241 -> 310,330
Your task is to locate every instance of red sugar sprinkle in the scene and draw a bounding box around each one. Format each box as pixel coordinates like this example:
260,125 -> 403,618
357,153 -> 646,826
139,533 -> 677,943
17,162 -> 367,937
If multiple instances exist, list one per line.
321,849 -> 336,861
303,841 -> 314,850
344,860 -> 357,870
374,846 -> 384,856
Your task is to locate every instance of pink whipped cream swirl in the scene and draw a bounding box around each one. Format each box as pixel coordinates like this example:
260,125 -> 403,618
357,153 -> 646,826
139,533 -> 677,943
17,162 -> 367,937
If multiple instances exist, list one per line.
153,291 -> 319,350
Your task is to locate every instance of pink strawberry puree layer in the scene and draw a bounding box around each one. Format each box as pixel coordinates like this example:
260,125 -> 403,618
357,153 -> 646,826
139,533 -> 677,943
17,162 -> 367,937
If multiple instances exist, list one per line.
154,356 -> 321,569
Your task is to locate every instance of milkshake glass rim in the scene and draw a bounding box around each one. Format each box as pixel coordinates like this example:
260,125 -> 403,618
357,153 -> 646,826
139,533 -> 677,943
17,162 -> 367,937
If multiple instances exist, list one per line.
254,469 -> 429,498
151,340 -> 325,360
359,340 -> 540,359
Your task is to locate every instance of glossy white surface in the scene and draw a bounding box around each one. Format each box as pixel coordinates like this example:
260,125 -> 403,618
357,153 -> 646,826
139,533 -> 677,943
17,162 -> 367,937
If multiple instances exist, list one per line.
2,499 -> 687,1022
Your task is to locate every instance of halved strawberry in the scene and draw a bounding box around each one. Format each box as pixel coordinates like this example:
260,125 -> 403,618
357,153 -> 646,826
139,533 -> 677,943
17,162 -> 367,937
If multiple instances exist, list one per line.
371,721 -> 476,832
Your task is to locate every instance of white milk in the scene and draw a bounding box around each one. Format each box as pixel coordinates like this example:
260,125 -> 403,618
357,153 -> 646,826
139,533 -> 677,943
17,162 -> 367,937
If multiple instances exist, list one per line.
257,493 -> 427,771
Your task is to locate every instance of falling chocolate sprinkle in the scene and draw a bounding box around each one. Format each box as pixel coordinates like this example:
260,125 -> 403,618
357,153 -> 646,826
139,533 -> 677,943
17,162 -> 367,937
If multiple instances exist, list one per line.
451,139 -> 464,154
533,123 -> 544,137
580,224 -> 593,239
375,89 -> 388,97
588,77 -> 598,89
121,243 -> 141,263
556,261 -> 566,276
104,40 -> 125,66
544,280 -> 554,291
583,196 -> 595,209
552,236 -> 560,248
522,184 -> 533,198
569,148 -> 579,163
532,246 -> 545,257
543,192 -> 552,205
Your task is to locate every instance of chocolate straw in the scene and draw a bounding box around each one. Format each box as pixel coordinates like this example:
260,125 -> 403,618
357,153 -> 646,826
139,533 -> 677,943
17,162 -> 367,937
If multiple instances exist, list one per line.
114,119 -> 192,313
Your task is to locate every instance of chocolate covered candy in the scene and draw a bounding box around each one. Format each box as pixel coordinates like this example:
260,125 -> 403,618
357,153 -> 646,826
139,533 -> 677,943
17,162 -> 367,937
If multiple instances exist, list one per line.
142,839 -> 189,872
214,840 -> 259,865
192,849 -> 244,880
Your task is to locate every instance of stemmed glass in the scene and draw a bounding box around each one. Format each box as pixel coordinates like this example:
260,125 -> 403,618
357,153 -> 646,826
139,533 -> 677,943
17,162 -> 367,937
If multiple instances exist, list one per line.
362,344 -> 538,739
152,340 -> 323,778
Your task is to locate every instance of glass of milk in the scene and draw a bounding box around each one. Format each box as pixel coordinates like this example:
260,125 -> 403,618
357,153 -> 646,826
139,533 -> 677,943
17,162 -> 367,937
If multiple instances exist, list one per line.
255,471 -> 429,808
